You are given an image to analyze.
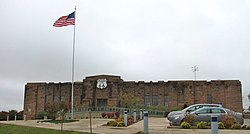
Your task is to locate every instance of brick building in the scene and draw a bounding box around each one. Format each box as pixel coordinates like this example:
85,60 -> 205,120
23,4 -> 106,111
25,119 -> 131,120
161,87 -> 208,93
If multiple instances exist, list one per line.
23,75 -> 243,119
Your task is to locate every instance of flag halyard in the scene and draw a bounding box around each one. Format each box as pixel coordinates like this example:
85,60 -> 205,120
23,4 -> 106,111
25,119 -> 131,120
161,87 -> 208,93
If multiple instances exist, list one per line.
53,11 -> 75,27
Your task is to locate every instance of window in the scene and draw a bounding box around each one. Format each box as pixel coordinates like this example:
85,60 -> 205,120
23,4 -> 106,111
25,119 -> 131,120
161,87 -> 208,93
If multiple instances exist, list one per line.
197,109 -> 210,114
164,96 -> 169,106
45,95 -> 48,103
212,109 -> 226,114
152,96 -> 158,106
144,96 -> 151,106
97,99 -> 107,107
207,95 -> 212,104
187,106 -> 202,112
53,95 -> 60,102
60,96 -> 65,102
80,95 -> 83,104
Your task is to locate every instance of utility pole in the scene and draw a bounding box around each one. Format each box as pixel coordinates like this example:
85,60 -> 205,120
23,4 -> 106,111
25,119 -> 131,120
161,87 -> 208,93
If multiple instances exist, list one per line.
192,65 -> 199,81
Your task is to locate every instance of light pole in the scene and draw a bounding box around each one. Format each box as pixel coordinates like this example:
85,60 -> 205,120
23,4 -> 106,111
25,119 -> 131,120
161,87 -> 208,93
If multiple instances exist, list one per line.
192,65 -> 199,80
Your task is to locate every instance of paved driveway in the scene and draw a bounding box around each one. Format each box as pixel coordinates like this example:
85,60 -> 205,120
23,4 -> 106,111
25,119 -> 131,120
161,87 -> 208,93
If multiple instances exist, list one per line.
1,118 -> 250,134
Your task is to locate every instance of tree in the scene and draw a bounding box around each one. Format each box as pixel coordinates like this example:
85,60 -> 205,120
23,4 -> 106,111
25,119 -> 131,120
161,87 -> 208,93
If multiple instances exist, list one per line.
8,110 -> 17,120
17,110 -> 23,120
45,101 -> 69,120
119,92 -> 142,109
0,111 -> 8,121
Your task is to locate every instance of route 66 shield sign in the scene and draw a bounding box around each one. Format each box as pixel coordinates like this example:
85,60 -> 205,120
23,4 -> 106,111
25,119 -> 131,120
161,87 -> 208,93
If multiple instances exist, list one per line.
96,79 -> 107,89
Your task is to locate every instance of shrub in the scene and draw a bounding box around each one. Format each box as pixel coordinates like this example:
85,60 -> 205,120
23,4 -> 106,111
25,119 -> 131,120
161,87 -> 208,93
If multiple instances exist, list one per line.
128,118 -> 134,125
135,131 -> 145,134
107,120 -> 117,126
231,123 -> 241,130
115,112 -> 120,118
117,122 -> 125,127
221,115 -> 237,129
107,112 -> 115,118
206,122 -> 211,126
112,121 -> 118,126
128,116 -> 133,120
115,117 -> 123,122
218,122 -> 225,129
180,121 -> 191,129
184,114 -> 195,125
246,125 -> 250,130
136,115 -> 141,120
197,121 -> 207,129
241,125 -> 247,129
101,112 -> 106,118
36,111 -> 48,119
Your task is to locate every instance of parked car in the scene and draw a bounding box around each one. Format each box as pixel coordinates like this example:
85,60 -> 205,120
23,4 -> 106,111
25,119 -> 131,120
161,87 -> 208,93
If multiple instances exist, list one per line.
170,107 -> 244,126
167,103 -> 222,121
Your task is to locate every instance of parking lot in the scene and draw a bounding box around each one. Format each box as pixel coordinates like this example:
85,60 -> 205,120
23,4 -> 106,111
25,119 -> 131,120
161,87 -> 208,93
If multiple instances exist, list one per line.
1,118 -> 250,134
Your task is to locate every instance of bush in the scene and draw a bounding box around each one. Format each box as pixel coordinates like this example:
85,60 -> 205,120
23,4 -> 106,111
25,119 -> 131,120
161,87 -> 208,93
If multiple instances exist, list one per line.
218,122 -> 225,129
184,114 -> 195,125
102,112 -> 118,118
241,125 -> 247,129
231,123 -> 241,130
107,120 -> 117,126
101,112 -> 106,118
128,118 -> 134,125
180,121 -> 191,129
115,112 -> 120,118
115,117 -> 123,122
197,121 -> 207,129
221,115 -> 237,129
117,122 -> 125,127
107,112 -> 115,118
246,125 -> 250,130
36,111 -> 48,119
135,131 -> 145,134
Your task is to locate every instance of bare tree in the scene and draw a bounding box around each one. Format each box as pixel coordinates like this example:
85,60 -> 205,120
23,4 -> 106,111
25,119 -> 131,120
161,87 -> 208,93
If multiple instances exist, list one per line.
45,102 -> 69,120
119,92 -> 141,109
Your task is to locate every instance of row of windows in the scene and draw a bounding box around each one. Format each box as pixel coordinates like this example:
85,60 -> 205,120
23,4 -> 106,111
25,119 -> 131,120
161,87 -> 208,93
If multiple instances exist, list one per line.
144,95 -> 169,106
144,95 -> 212,106
45,95 -> 85,104
45,95 -> 212,106
45,95 -> 66,103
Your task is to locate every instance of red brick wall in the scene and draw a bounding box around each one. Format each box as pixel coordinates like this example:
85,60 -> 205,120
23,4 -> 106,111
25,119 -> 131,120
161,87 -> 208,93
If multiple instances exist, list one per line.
23,75 -> 243,120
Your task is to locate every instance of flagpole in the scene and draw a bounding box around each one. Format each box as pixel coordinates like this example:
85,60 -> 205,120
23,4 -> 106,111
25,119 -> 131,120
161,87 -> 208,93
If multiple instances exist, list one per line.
71,6 -> 76,119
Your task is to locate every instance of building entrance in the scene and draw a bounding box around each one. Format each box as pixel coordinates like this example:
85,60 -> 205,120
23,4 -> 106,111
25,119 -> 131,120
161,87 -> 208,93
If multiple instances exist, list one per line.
97,99 -> 107,107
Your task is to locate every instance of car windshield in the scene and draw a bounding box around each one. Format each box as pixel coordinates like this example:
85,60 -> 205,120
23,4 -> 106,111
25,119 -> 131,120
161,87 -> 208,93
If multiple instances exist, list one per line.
182,105 -> 203,112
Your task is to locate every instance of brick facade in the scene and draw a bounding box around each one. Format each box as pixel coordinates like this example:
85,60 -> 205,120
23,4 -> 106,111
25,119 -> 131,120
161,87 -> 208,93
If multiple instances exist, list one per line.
23,75 -> 243,119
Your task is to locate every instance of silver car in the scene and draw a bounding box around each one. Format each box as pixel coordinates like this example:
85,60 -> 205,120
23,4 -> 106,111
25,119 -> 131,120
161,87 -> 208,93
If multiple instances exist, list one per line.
167,103 -> 222,121
170,107 -> 244,126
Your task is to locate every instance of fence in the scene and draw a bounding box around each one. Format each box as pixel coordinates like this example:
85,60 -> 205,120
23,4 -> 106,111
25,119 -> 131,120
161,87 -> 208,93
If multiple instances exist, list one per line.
66,106 -> 167,119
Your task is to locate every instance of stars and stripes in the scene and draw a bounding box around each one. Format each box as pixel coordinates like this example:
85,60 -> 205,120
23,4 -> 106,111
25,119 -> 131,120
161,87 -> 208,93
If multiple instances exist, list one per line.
53,11 -> 75,27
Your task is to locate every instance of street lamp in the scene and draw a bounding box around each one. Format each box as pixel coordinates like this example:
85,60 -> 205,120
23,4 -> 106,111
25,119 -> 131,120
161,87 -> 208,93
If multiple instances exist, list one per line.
192,65 -> 199,81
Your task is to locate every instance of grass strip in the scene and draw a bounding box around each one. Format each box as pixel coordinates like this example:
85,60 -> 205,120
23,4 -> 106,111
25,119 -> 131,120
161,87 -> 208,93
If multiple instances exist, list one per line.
0,123 -> 89,134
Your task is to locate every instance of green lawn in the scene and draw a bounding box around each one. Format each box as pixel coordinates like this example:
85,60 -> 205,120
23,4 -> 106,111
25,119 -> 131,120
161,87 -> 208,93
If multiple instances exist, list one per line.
0,123 -> 90,134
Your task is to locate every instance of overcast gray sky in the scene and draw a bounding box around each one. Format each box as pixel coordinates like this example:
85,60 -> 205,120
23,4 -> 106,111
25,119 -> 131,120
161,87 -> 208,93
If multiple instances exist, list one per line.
1,0 -> 250,111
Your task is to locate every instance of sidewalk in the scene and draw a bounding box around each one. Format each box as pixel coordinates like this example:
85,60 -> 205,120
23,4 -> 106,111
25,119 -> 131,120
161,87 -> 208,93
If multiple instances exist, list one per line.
1,118 -> 250,134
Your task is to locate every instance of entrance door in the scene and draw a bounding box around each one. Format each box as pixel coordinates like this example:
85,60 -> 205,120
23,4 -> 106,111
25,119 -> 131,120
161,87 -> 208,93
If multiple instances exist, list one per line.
97,99 -> 107,107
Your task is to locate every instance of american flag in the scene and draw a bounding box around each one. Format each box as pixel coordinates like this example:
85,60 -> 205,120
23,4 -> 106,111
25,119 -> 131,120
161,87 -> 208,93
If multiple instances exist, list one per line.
53,11 -> 75,27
